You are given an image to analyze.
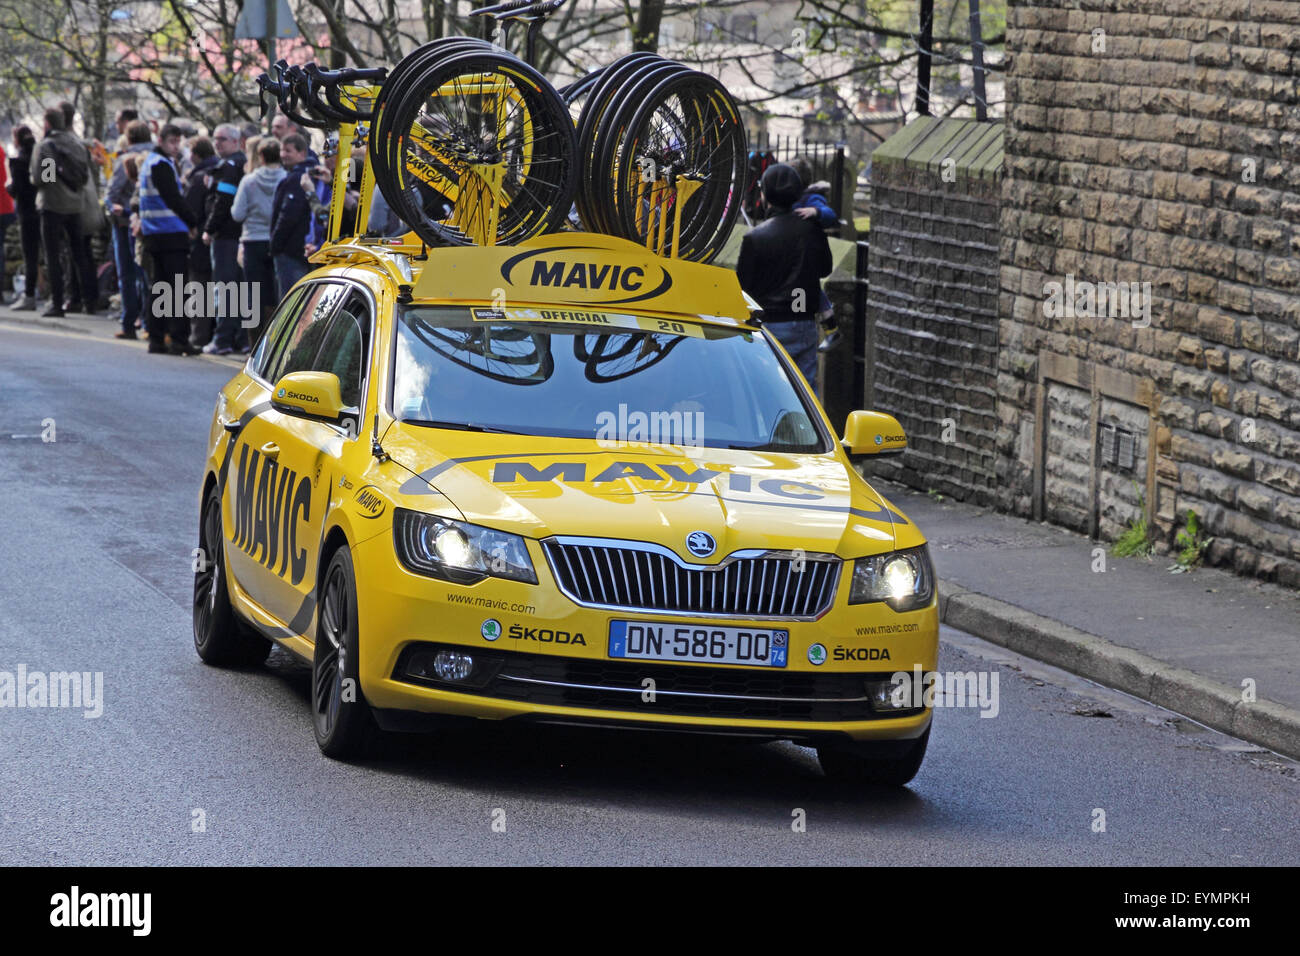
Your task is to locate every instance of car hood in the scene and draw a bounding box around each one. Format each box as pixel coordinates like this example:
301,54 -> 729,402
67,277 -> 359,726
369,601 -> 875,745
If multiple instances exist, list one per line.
382,427 -> 912,561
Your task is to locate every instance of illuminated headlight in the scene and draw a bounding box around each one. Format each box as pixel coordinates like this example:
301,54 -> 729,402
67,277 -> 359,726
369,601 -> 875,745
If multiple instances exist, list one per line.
848,545 -> 934,611
393,509 -> 537,584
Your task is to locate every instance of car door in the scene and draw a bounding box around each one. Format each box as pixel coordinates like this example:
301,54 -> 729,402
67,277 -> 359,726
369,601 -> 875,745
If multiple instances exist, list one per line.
222,281 -> 349,625
252,282 -> 373,630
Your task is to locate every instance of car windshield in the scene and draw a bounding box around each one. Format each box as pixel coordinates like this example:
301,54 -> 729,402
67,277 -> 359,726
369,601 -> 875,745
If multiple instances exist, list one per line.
391,307 -> 827,452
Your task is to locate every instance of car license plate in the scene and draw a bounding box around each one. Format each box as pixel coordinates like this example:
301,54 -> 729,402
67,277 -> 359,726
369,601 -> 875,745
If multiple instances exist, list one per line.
608,621 -> 788,667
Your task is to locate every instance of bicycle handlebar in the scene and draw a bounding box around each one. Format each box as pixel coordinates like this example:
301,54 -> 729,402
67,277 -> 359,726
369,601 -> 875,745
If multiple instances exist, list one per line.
472,0 -> 539,16
256,66 -> 320,129
305,64 -> 389,86
258,59 -> 387,128
473,0 -> 566,21
518,0 -> 567,21
305,63 -> 386,121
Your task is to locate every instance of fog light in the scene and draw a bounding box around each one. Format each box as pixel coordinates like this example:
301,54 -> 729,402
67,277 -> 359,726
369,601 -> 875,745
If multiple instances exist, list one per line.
432,649 -> 475,682
866,677 -> 913,711
402,646 -> 503,689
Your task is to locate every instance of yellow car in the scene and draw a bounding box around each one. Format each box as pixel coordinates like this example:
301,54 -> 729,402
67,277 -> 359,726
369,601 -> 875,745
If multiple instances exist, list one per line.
193,232 -> 938,785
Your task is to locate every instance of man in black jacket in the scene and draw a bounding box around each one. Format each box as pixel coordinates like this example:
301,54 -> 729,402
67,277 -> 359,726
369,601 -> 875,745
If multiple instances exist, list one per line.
7,126 -> 40,310
268,133 -> 314,300
202,124 -> 247,354
735,163 -> 832,386
182,137 -> 217,346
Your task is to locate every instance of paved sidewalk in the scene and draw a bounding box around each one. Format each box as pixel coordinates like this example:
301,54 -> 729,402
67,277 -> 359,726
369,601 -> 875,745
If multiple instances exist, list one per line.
878,479 -> 1300,759
0,301 -> 245,370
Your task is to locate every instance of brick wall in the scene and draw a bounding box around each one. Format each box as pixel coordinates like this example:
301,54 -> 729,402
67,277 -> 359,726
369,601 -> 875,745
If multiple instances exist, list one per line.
865,119 -> 1003,505
1000,0 -> 1300,585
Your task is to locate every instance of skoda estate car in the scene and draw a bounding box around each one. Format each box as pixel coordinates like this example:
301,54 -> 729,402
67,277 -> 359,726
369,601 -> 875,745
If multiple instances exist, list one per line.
193,232 -> 938,786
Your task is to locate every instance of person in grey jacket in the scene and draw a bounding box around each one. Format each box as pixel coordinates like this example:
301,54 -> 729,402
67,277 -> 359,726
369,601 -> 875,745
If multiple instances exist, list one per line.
30,107 -> 98,318
231,137 -> 284,344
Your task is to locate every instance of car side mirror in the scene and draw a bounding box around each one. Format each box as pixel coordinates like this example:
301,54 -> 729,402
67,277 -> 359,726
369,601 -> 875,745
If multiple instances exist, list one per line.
843,410 -> 906,456
271,371 -> 347,422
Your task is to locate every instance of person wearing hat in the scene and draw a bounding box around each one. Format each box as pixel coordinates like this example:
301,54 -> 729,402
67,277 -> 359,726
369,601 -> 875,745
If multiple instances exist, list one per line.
735,162 -> 832,386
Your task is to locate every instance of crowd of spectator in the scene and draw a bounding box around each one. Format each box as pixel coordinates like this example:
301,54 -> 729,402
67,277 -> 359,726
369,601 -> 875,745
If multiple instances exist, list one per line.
1,102 -> 839,373
1,105 -> 366,357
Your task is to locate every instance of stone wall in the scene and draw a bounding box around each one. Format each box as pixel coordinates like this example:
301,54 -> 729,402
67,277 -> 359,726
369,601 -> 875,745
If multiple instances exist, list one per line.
865,118 -> 1004,505
1000,0 -> 1300,585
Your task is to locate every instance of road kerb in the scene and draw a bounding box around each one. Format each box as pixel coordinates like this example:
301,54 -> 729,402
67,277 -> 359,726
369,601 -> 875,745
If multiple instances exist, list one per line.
0,312 -> 245,367
0,313 -> 91,335
939,580 -> 1300,761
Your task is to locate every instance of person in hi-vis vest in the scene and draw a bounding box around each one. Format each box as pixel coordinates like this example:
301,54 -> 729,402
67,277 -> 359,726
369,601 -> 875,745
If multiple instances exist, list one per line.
135,123 -> 200,354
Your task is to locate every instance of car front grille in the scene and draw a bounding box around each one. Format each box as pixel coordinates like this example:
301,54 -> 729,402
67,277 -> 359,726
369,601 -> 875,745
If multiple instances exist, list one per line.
543,538 -> 840,619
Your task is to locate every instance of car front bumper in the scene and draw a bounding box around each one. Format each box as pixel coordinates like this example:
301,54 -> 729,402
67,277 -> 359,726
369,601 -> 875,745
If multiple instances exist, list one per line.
351,534 -> 939,744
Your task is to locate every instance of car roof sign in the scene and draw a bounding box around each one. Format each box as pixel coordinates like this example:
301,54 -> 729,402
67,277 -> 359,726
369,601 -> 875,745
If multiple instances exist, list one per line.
410,232 -> 748,319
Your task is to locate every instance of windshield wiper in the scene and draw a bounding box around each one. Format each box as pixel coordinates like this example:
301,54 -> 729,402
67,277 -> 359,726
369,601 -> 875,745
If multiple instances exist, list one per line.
400,418 -> 524,435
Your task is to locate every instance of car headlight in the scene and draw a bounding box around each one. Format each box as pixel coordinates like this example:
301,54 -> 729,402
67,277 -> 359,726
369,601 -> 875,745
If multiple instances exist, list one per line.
393,509 -> 537,584
848,545 -> 934,611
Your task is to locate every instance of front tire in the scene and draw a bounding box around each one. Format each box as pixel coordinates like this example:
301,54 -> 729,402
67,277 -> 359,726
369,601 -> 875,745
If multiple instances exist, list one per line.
312,547 -> 376,759
817,727 -> 930,787
194,484 -> 271,666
